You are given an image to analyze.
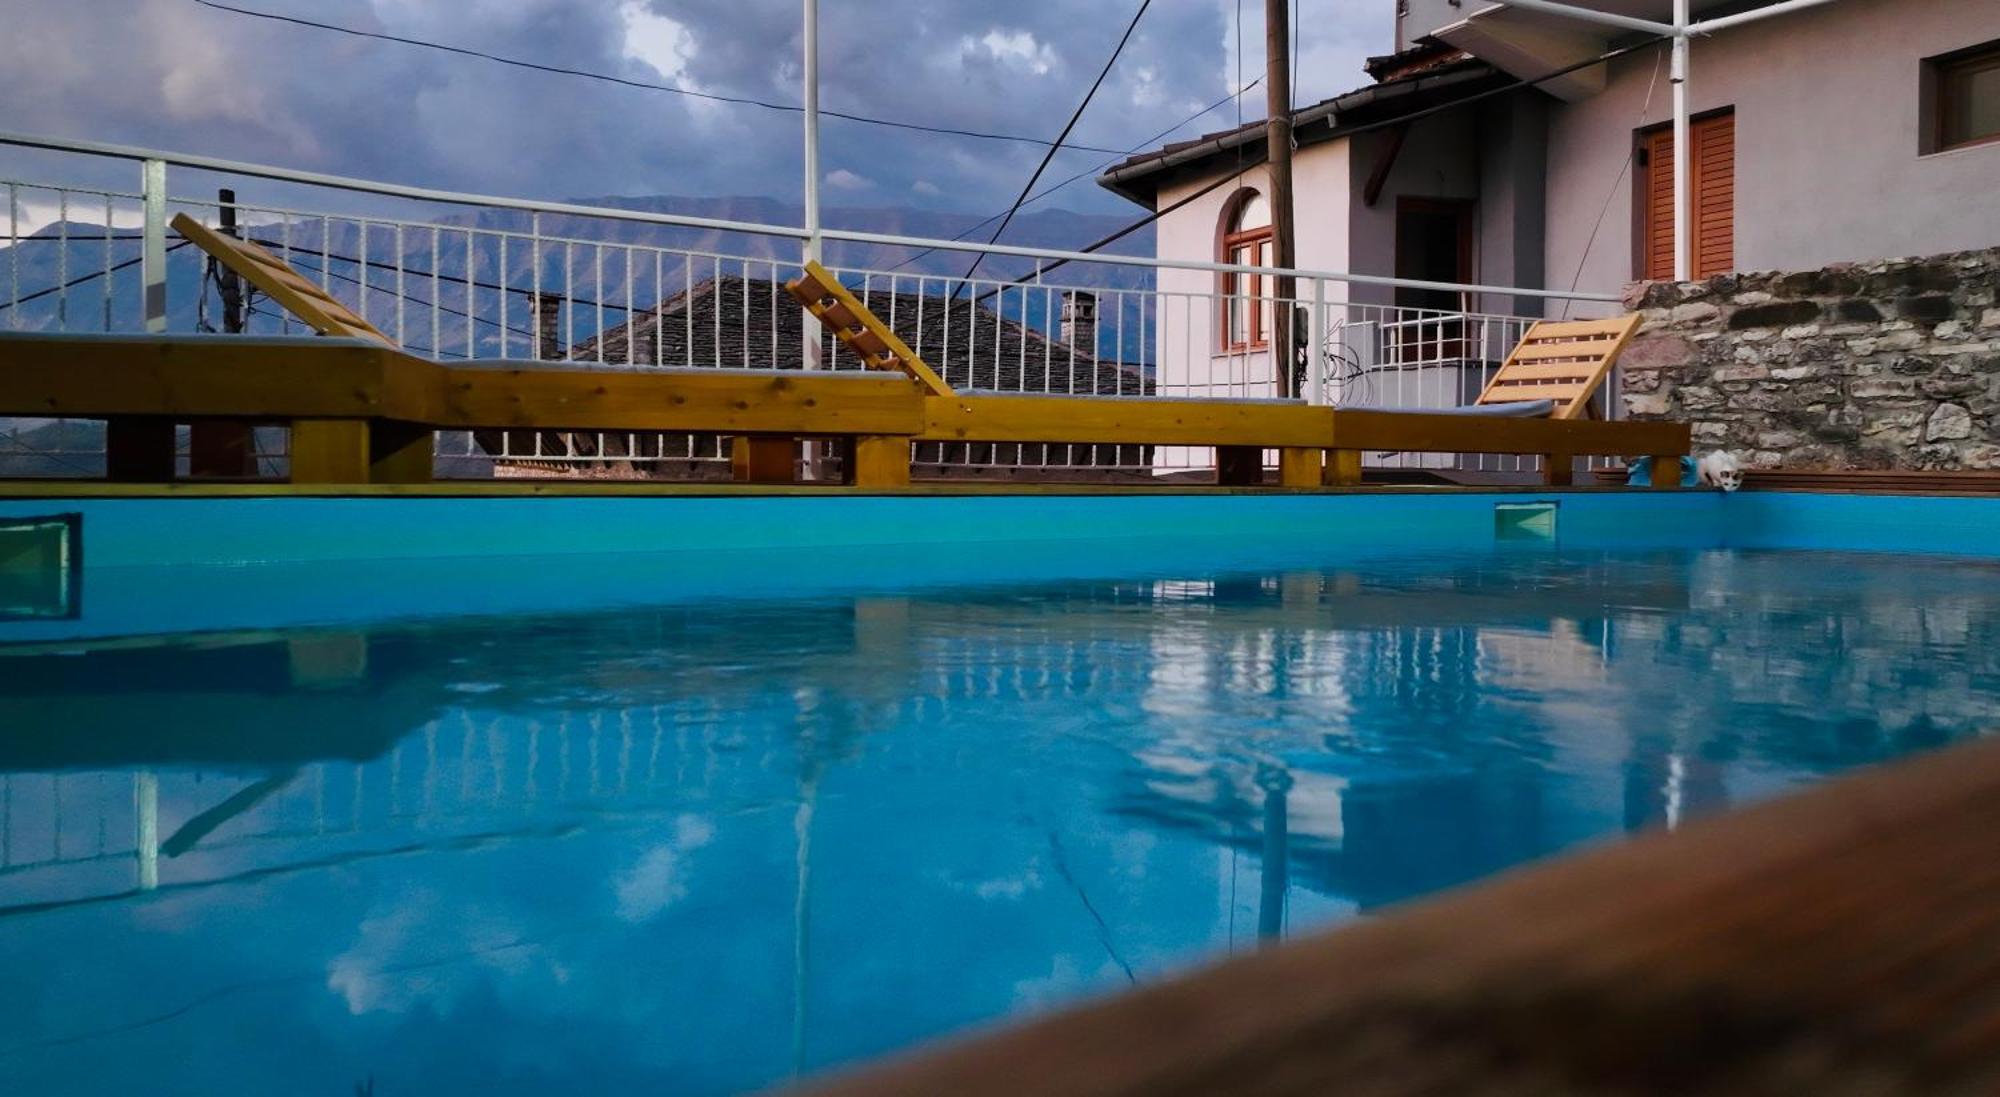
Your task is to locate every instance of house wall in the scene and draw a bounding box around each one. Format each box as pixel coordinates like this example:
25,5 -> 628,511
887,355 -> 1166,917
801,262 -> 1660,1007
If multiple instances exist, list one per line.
1151,142 -> 1355,400
1547,0 -> 2000,301
1149,147 -> 1351,469
1342,93 -> 1550,314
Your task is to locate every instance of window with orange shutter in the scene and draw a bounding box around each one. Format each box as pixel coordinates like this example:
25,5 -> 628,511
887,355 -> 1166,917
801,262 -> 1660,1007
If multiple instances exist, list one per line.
1638,110 -> 1735,281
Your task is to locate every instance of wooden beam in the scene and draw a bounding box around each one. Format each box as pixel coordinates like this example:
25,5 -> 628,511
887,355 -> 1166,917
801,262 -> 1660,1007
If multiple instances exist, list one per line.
1651,453 -> 1685,490
787,262 -> 955,397
289,419 -> 371,484
846,436 -> 911,488
922,395 -> 1333,448
0,337 -> 924,437
1329,409 -> 1690,458
1277,447 -> 1322,488
0,338 -> 417,420
368,421 -> 435,485
171,213 -> 395,344
1362,122 -> 1410,208
433,367 -> 924,436
731,435 -> 797,483
794,735 -> 2000,1096
1324,448 -> 1364,487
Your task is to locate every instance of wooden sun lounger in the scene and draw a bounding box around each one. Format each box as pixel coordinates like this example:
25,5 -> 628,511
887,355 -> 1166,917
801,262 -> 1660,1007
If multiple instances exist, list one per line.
71,215 -> 926,485
787,263 -> 1687,488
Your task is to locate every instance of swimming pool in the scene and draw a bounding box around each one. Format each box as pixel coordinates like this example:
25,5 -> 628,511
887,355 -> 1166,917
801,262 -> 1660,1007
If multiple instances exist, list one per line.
3,490 -> 1999,1094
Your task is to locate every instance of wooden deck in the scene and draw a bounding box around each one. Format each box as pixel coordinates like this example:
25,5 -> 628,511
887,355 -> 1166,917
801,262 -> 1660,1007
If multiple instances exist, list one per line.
0,331 -> 1691,491
790,735 -> 2000,1096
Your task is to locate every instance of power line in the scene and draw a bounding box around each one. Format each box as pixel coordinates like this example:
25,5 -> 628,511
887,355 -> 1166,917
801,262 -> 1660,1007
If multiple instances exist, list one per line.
888,78 -> 1262,274
261,246 -> 539,343
996,32 -> 1674,292
950,0 -> 1153,299
0,239 -> 193,311
190,0 -> 1135,157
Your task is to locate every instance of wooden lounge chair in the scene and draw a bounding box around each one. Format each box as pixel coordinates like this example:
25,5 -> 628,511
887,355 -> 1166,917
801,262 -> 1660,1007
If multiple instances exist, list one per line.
1469,314 -> 1642,420
158,214 -> 920,485
785,263 -> 1687,488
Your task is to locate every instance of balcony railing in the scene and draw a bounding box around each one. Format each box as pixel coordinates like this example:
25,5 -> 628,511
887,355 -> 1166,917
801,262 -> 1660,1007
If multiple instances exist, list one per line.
0,131 -> 1624,481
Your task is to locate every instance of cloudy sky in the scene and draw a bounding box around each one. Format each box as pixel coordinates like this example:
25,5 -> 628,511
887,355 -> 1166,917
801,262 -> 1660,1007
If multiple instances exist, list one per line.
0,0 -> 1388,218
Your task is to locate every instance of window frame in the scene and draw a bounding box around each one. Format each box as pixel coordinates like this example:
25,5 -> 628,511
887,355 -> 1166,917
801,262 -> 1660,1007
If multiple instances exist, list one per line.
1926,39 -> 2000,155
1218,192 -> 1274,353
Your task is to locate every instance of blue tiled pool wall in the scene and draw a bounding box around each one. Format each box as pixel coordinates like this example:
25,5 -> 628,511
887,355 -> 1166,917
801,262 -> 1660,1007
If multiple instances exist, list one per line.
0,492 -> 1727,568
0,490 -> 1995,645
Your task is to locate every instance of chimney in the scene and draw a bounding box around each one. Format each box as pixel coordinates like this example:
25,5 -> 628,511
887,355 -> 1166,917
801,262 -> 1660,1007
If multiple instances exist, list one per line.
528,293 -> 564,361
1058,290 -> 1097,354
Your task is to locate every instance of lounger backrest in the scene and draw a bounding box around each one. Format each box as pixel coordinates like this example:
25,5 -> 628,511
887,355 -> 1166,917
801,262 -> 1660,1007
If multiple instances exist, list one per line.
1475,313 -> 1643,420
169,213 -> 396,347
784,261 -> 954,397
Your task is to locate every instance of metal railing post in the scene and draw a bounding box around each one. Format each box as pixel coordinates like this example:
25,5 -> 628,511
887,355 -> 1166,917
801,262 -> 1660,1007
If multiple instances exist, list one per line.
140,158 -> 166,333
1309,278 -> 1327,406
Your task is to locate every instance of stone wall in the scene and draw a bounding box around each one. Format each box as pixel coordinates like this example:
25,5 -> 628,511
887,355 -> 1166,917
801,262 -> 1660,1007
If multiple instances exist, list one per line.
1619,248 -> 2000,469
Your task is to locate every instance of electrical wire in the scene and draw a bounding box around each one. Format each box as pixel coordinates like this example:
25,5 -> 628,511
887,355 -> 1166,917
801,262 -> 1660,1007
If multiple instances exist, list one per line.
264,247 -> 539,343
886,78 -> 1262,274
948,0 -> 1153,299
1561,42 -> 1667,318
189,0 -> 1135,157
0,239 -> 193,311
994,32 -> 1674,292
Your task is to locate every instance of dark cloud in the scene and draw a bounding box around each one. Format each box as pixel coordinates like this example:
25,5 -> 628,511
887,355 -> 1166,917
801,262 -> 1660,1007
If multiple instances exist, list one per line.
0,0 -> 1388,216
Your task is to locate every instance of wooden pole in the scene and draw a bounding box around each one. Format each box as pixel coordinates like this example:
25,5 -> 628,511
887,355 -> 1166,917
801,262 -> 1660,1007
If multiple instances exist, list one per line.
1264,0 -> 1298,398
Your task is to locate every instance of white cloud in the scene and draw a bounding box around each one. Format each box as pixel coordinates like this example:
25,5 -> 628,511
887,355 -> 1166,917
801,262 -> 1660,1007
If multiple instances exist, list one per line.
911,180 -> 942,197
825,168 -> 872,190
620,0 -> 696,84
966,28 -> 1057,76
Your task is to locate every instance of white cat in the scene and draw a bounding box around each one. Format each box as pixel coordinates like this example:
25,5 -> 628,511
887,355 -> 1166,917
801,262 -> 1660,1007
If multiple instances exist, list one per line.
1697,451 -> 1744,492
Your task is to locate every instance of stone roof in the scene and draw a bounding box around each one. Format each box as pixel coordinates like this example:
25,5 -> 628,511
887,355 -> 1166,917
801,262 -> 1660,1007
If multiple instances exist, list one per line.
567,274 -> 1150,396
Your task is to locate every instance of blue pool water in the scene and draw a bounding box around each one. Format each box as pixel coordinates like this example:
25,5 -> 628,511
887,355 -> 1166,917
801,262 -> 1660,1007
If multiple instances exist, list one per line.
4,528 -> 2000,1094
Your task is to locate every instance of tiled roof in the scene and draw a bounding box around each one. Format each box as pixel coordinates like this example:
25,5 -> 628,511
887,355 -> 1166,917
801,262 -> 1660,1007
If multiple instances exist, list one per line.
568,274 -> 1151,397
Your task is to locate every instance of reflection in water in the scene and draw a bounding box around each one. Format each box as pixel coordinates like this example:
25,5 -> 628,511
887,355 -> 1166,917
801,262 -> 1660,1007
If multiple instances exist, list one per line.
1,549 -> 1998,1095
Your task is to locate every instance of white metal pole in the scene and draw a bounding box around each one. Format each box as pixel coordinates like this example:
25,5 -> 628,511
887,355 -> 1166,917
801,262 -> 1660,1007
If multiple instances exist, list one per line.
801,0 -> 825,477
1493,0 -> 1675,36
1689,0 -> 1845,35
802,0 -> 822,277
1672,0 -> 1692,282
140,158 -> 167,333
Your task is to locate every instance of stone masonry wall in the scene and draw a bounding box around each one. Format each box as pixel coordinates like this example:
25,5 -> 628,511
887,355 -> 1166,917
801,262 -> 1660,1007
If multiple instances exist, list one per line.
1618,248 -> 2000,469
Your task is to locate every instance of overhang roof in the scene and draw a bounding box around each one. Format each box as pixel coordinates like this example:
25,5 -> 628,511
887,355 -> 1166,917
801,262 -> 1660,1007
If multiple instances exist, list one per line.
1094,56 -> 1506,207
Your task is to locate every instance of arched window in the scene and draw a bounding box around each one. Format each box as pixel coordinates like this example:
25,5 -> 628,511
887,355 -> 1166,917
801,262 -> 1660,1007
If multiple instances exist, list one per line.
1220,190 -> 1272,350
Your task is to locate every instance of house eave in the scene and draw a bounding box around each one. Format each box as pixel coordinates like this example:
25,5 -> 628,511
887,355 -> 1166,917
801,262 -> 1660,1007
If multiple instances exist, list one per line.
1095,64 -> 1505,208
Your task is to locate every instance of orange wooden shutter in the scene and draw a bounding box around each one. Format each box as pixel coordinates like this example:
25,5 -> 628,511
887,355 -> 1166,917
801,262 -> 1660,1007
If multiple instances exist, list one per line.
1640,111 -> 1735,281
1693,113 -> 1735,278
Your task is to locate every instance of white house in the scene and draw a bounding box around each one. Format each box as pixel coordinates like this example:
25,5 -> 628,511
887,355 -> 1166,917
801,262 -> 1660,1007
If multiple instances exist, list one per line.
1098,0 -> 2000,420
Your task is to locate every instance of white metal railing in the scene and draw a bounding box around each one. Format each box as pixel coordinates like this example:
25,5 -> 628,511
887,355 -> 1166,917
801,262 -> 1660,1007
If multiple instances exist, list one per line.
0,131 -> 1624,481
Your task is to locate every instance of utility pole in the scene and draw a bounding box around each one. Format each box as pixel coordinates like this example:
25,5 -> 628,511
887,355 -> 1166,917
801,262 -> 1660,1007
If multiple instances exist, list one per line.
1264,0 -> 1298,397
190,187 -> 254,478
